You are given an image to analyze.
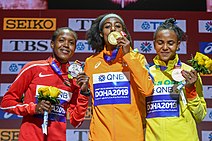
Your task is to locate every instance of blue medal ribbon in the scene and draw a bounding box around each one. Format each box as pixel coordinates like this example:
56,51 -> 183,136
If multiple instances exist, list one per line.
50,60 -> 62,76
156,59 -> 182,71
50,60 -> 71,86
103,48 -> 119,62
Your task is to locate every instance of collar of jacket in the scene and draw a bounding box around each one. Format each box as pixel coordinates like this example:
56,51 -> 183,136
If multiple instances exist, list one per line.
47,56 -> 70,73
101,46 -> 123,63
153,54 -> 179,72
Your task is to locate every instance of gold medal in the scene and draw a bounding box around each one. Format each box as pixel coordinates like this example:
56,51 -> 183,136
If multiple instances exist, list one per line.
108,31 -> 122,45
172,68 -> 185,82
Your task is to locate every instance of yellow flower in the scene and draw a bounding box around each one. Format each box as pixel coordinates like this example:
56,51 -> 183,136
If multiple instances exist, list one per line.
205,60 -> 212,69
189,52 -> 212,74
203,55 -> 209,61
38,86 -> 60,104
194,52 -> 202,60
38,86 -> 50,96
197,59 -> 205,66
48,86 -> 61,98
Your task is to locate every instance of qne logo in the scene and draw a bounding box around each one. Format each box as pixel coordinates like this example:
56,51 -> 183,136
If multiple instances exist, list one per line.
1,61 -> 28,74
153,85 -> 178,95
93,72 -> 130,84
199,42 -> 212,54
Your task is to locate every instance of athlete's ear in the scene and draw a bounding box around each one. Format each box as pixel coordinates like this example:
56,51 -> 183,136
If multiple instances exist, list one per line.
50,41 -> 54,49
100,33 -> 103,37
177,41 -> 181,50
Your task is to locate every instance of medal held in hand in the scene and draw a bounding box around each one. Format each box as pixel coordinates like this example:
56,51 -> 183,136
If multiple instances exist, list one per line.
108,31 -> 124,45
172,68 -> 185,82
68,62 -> 83,78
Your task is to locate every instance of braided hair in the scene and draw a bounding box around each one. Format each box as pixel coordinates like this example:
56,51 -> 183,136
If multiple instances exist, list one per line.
153,18 -> 186,42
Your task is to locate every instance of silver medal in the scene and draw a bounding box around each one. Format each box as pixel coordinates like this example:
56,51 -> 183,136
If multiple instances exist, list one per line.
172,68 -> 185,82
68,63 -> 83,78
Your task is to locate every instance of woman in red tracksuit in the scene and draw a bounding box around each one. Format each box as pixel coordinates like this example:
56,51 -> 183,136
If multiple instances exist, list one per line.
0,27 -> 90,141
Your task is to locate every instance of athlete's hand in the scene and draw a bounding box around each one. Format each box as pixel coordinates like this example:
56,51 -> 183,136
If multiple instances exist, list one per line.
181,69 -> 197,88
35,100 -> 52,114
76,72 -> 90,92
117,35 -> 130,55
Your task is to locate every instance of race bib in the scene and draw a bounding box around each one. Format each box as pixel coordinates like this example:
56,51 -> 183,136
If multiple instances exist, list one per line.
146,94 -> 179,118
93,72 -> 131,106
146,85 -> 180,118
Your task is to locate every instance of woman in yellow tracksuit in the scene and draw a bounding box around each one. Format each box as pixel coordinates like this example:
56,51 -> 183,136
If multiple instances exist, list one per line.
146,18 -> 207,141
85,13 -> 154,141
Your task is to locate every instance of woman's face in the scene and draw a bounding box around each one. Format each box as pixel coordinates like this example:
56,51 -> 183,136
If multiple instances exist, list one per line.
51,29 -> 76,63
154,29 -> 180,64
101,17 -> 123,50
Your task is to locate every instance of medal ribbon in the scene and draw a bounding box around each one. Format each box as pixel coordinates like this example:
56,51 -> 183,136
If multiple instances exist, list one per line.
50,60 -> 62,76
50,60 -> 71,86
103,47 -> 119,62
156,59 -> 182,71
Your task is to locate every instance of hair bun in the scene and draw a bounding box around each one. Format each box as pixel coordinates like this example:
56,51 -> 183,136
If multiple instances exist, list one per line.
164,18 -> 176,25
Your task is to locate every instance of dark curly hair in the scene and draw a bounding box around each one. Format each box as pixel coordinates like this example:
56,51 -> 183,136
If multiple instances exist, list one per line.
153,18 -> 186,41
86,13 -> 132,53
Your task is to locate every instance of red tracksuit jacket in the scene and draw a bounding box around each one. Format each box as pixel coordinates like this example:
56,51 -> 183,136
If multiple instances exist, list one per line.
0,56 -> 89,141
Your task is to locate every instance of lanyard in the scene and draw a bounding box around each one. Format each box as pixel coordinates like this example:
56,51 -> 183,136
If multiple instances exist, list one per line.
103,47 -> 119,62
50,60 -> 62,76
156,59 -> 182,71
50,60 -> 71,86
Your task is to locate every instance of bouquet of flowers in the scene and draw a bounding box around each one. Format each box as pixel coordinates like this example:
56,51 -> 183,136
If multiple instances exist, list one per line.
188,52 -> 212,74
38,86 -> 61,135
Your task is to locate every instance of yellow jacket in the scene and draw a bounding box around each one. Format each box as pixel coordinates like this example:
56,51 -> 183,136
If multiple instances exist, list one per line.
84,47 -> 153,141
145,55 -> 207,141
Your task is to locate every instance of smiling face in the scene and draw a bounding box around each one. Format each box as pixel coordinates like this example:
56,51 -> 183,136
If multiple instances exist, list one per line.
154,29 -> 180,64
100,17 -> 123,50
51,29 -> 76,63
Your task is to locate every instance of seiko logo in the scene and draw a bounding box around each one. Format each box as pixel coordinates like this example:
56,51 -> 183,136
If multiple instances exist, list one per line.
0,129 -> 20,140
4,18 -> 56,30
